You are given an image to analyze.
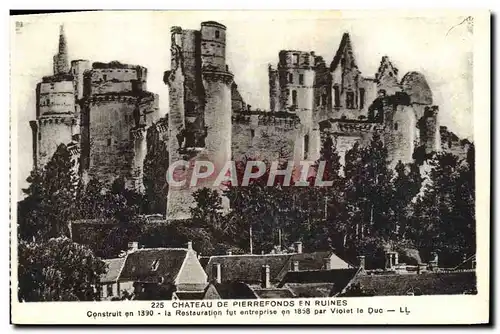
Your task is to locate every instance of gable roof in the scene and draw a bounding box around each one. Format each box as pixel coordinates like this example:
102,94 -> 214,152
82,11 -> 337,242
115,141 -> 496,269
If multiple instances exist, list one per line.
275,251 -> 351,281
118,248 -> 188,284
206,281 -> 258,299
330,33 -> 357,71
205,254 -> 292,284
278,268 -> 359,296
343,271 -> 477,296
375,56 -> 399,82
100,257 -> 126,284
252,288 -> 296,299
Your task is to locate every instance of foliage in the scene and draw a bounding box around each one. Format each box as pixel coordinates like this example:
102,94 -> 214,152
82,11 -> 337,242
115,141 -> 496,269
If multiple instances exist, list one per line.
18,237 -> 106,302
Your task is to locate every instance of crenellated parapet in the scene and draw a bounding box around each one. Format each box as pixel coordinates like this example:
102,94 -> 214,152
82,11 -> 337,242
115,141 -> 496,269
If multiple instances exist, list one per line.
321,119 -> 386,136
232,110 -> 301,129
85,94 -> 138,105
37,115 -> 78,126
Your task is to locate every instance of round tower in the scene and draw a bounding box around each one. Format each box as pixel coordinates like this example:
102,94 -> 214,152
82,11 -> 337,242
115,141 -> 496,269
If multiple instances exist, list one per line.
200,21 -> 227,71
32,77 -> 78,170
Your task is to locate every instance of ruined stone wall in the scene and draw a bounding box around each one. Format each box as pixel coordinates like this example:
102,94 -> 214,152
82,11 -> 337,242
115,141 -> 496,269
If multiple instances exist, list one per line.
70,60 -> 91,101
86,96 -> 138,187
268,66 -> 280,112
417,106 -> 441,154
31,116 -> 79,169
232,113 -> 300,163
321,121 -> 385,167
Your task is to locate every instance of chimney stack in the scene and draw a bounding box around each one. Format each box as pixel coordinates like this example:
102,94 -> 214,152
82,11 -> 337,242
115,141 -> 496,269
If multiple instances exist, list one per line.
213,263 -> 221,284
187,241 -> 193,250
292,261 -> 299,272
357,255 -> 366,270
324,258 -> 332,270
128,242 -> 139,252
385,251 -> 393,269
294,242 -> 303,254
261,265 -> 270,289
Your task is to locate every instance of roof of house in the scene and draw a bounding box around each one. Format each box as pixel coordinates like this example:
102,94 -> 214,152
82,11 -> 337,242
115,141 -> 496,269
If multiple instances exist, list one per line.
284,283 -> 337,298
174,291 -> 205,300
453,255 -> 476,270
278,268 -> 359,296
118,248 -> 189,284
252,288 -> 295,299
100,257 -> 126,284
343,271 -> 477,296
205,254 -> 292,284
204,251 -> 351,284
206,282 -> 258,299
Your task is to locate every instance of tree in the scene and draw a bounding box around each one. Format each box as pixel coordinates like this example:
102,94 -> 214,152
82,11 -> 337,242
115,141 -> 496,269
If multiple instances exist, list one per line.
18,144 -> 78,242
408,146 -> 475,266
143,128 -> 169,214
18,237 -> 106,302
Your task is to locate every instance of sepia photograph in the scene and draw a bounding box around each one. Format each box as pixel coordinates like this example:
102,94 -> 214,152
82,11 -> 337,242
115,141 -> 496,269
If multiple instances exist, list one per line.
9,10 -> 490,325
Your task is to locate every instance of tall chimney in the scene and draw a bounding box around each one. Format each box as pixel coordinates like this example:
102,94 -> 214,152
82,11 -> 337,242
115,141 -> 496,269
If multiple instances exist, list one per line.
212,263 -> 221,284
128,242 -> 139,252
324,258 -> 332,270
385,251 -> 393,269
294,242 -> 303,254
357,255 -> 366,270
292,261 -> 299,272
261,265 -> 270,288
187,241 -> 193,250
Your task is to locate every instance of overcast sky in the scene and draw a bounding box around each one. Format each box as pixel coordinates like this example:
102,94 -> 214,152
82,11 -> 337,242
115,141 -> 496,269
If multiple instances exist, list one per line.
11,11 -> 474,198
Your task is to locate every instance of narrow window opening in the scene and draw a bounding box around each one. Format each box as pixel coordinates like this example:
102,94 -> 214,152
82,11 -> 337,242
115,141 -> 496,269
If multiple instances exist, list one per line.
107,138 -> 112,146
346,91 -> 355,109
38,132 -> 41,141
288,73 -> 293,84
250,129 -> 255,138
103,74 -> 107,81
299,74 -> 304,85
394,122 -> 398,131
334,86 -> 340,107
359,88 -> 365,109
292,90 -> 298,106
215,30 -> 220,38
304,134 -> 309,159
293,54 -> 299,65
321,93 -> 327,106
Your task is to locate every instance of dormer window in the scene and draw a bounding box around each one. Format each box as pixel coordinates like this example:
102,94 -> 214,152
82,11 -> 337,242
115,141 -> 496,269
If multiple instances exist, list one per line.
151,259 -> 160,272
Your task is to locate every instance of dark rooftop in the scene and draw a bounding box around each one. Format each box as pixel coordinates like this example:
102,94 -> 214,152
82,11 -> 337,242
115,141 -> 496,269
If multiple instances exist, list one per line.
100,257 -> 126,284
119,248 -> 188,284
252,288 -> 296,299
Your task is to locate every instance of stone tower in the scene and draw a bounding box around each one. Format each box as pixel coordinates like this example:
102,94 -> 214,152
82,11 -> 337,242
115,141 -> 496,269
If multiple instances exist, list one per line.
80,61 -> 159,191
30,25 -> 79,171
164,21 -> 234,220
